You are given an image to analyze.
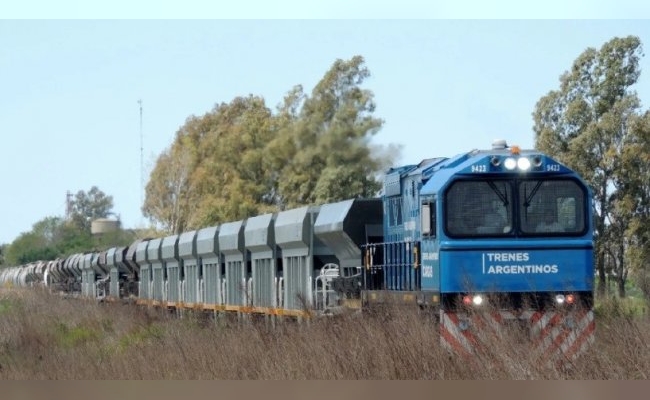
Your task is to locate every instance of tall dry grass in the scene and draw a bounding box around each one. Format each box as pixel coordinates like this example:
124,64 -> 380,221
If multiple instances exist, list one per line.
0,288 -> 648,379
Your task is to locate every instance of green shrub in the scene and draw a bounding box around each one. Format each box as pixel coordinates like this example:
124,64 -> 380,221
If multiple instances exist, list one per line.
54,322 -> 99,348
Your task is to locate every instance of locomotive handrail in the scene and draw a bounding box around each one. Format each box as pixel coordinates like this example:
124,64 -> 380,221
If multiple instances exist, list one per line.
313,263 -> 340,310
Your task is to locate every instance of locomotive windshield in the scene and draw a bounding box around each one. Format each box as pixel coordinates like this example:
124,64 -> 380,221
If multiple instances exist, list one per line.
445,178 -> 587,237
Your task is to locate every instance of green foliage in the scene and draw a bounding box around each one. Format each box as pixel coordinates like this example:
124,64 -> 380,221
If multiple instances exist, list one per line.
533,36 -> 648,298
143,95 -> 277,232
56,224 -> 94,255
594,295 -> 648,320
142,142 -> 194,234
192,95 -> 278,227
0,243 -> 7,266
0,298 -> 13,315
272,56 -> 391,209
4,186 -> 132,266
70,186 -> 114,232
4,220 -> 87,266
4,231 -> 59,266
143,56 -> 399,232
54,322 -> 100,349
118,325 -> 165,351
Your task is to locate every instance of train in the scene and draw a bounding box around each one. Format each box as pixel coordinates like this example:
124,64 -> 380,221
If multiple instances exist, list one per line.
0,140 -> 596,362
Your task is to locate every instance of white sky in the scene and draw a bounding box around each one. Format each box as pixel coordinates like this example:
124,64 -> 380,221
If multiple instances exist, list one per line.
1,1 -> 649,243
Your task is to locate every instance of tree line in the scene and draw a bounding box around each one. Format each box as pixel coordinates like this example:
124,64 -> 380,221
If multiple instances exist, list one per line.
1,187 -> 136,266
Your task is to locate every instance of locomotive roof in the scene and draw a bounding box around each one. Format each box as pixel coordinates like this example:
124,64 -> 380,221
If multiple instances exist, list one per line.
415,146 -> 579,197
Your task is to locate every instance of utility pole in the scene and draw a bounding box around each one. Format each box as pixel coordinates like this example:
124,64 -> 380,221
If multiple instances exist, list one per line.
138,99 -> 143,214
65,190 -> 73,220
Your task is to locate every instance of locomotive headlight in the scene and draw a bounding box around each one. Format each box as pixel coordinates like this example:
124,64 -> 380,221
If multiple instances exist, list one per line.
504,157 -> 517,170
517,157 -> 531,171
555,294 -> 566,305
462,294 -> 484,307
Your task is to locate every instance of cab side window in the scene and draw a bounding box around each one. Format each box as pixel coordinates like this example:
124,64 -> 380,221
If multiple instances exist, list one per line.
422,201 -> 436,237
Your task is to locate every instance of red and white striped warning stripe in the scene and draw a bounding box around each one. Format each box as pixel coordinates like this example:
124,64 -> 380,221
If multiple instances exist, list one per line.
440,309 -> 595,363
440,310 -> 516,358
528,309 -> 595,363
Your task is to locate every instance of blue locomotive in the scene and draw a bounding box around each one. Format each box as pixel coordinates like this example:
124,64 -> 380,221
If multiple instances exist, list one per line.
1,140 -> 595,361
360,139 -> 594,359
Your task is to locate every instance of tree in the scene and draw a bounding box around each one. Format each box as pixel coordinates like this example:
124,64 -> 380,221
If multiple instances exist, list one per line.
190,95 -> 277,227
3,186 -> 129,266
618,110 -> 650,298
142,95 -> 276,232
4,215 -> 135,266
4,217 -> 63,265
143,56 -> 399,232
3,231 -> 59,266
142,140 -> 194,234
70,186 -> 114,231
533,36 -> 646,297
271,55 -> 396,209
0,243 -> 8,267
